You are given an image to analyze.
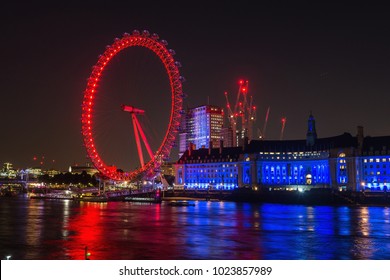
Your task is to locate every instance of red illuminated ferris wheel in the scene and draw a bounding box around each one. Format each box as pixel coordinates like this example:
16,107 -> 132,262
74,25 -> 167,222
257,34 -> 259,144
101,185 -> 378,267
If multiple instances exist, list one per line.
81,30 -> 184,182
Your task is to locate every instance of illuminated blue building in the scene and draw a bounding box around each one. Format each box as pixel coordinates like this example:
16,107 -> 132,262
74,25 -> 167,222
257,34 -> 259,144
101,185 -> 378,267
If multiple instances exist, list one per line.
174,114 -> 390,192
359,135 -> 390,191
175,142 -> 241,190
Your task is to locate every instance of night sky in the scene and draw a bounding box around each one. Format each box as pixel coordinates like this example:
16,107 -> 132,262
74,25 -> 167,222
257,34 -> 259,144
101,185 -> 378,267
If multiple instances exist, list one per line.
2,1 -> 390,171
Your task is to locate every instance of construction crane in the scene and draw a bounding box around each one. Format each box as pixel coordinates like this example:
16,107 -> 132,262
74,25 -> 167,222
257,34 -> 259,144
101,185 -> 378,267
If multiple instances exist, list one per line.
259,106 -> 270,139
224,79 -> 256,146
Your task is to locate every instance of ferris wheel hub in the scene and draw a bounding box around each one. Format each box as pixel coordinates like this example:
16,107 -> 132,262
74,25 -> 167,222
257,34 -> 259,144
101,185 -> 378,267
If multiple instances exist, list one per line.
121,105 -> 145,115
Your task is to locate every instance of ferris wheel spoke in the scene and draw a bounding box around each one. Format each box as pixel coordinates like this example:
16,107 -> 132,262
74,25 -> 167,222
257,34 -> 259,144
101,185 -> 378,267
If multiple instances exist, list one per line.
131,113 -> 144,167
133,113 -> 154,160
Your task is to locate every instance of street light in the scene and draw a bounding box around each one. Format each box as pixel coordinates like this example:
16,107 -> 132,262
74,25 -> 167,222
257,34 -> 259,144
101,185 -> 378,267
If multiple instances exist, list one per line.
84,246 -> 91,260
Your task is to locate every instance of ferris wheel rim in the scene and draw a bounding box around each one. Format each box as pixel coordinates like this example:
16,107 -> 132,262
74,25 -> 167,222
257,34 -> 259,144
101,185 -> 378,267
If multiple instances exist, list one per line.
81,30 -> 183,181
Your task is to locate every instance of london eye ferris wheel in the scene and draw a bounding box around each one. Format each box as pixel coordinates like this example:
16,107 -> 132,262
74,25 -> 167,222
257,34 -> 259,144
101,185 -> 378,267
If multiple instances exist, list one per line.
81,30 -> 184,182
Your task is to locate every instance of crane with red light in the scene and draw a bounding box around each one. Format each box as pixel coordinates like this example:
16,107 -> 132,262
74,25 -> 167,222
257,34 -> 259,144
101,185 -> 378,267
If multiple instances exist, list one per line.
224,79 -> 256,146
280,117 -> 287,140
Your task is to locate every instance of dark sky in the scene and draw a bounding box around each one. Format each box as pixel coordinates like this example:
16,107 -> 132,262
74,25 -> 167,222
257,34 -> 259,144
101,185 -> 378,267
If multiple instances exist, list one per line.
1,1 -> 390,171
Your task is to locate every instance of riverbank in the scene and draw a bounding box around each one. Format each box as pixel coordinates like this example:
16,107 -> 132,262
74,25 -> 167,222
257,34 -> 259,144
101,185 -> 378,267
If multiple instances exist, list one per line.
8,187 -> 390,207
163,188 -> 390,207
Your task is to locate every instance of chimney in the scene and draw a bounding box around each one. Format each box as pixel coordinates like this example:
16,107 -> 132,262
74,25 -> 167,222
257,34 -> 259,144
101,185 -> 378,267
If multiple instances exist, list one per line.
243,136 -> 249,151
188,142 -> 194,156
357,126 -> 364,155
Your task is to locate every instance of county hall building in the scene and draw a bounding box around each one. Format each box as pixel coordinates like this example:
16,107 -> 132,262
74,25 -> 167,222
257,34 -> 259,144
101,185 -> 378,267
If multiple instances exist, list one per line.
174,113 -> 390,192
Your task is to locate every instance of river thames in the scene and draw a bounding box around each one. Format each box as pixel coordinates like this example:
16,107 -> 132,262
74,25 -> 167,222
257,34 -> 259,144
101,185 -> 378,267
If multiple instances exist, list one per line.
1,195 -> 389,260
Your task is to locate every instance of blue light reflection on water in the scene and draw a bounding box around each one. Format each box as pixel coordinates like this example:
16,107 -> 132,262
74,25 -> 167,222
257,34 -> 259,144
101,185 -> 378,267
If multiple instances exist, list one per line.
0,197 -> 390,260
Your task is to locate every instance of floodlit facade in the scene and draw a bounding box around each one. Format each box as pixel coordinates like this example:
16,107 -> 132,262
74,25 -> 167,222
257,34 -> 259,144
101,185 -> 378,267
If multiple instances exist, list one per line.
174,114 -> 390,192
69,163 -> 98,176
0,162 -> 17,179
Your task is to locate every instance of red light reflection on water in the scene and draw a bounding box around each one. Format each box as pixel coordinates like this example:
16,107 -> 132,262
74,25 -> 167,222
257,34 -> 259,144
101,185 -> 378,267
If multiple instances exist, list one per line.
65,202 -> 106,260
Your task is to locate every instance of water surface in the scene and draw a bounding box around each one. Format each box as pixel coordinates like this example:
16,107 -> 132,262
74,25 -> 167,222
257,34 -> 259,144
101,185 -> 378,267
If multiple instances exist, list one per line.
1,196 -> 389,260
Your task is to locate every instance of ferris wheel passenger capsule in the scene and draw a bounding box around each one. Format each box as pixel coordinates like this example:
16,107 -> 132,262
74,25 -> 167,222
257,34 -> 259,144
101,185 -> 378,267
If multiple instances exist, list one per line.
132,30 -> 140,36
179,76 -> 186,82
174,61 -> 182,67
151,33 -> 159,40
169,49 -> 176,55
160,39 -> 168,46
142,30 -> 150,37
123,32 -> 130,37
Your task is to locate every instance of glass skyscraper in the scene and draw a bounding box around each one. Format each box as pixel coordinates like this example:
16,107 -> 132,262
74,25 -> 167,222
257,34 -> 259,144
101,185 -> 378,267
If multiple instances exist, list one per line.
179,105 -> 224,157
